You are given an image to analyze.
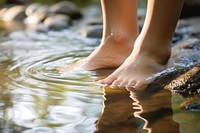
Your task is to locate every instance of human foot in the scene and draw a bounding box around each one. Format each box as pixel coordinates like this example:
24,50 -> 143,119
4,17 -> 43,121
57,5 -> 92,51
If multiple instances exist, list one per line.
98,47 -> 173,90
60,34 -> 135,71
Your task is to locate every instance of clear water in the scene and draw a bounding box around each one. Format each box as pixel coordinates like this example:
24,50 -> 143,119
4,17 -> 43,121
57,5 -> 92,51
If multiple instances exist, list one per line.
0,27 -> 200,133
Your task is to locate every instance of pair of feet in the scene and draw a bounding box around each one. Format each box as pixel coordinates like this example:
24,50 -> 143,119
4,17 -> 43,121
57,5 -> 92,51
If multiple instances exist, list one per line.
61,35 -> 172,91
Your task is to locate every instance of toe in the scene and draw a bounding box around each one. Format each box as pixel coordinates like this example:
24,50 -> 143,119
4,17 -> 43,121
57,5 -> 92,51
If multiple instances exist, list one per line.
126,80 -> 137,91
118,80 -> 128,88
134,80 -> 149,91
110,78 -> 122,88
98,70 -> 119,86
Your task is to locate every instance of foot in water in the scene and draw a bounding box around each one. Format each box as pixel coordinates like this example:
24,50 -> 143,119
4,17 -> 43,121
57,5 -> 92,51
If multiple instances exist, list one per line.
59,34 -> 135,71
98,47 -> 173,90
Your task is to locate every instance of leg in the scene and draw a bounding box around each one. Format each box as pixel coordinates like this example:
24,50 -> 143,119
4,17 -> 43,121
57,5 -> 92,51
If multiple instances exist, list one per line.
99,0 -> 184,90
61,0 -> 139,71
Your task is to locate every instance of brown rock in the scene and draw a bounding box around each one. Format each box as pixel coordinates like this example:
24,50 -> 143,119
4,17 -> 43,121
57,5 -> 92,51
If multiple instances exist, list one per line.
2,6 -> 26,21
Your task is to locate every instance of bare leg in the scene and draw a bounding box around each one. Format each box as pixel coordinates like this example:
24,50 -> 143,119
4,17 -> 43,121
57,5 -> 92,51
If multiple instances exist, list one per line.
60,0 -> 139,71
99,0 -> 184,90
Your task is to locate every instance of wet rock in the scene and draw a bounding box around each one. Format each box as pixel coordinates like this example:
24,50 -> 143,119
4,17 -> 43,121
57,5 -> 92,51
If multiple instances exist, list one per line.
25,3 -> 41,16
24,5 -> 50,25
180,93 -> 200,111
180,0 -> 200,19
172,33 -> 183,44
77,25 -> 103,38
172,38 -> 200,67
83,18 -> 103,26
190,32 -> 200,39
165,64 -> 200,97
50,1 -> 82,19
2,5 -> 26,21
26,23 -> 49,33
43,15 -> 70,31
145,37 -> 200,111
175,20 -> 193,35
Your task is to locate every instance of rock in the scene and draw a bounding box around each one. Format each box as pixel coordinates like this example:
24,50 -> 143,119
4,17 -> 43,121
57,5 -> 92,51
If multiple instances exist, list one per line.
172,33 -> 183,44
25,3 -> 41,16
0,8 -> 8,19
43,14 -> 70,31
165,64 -> 200,97
24,5 -> 50,25
77,25 -> 103,38
26,23 -> 49,33
180,0 -> 200,18
50,1 -> 82,19
83,18 -> 103,26
190,32 -> 200,39
172,38 -> 200,67
175,20 -> 193,34
2,5 -> 26,21
180,93 -> 200,111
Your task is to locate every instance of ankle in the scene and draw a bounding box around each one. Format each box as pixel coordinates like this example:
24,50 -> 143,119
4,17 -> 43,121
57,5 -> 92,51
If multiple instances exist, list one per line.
101,32 -> 136,47
142,47 -> 171,65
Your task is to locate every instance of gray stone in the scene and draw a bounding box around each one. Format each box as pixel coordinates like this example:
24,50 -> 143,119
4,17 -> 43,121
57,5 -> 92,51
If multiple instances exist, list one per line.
27,23 -> 49,33
77,25 -> 103,38
43,14 -> 70,31
2,6 -> 26,21
50,1 -> 82,19
172,38 -> 200,67
25,3 -> 41,16
83,18 -> 103,26
24,5 -> 50,25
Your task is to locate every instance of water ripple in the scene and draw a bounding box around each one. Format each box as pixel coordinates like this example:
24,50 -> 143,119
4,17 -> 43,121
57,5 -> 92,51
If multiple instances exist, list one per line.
0,30 -> 104,133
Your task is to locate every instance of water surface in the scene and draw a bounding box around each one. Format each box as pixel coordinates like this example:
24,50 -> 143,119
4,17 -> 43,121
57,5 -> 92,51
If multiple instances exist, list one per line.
0,27 -> 200,133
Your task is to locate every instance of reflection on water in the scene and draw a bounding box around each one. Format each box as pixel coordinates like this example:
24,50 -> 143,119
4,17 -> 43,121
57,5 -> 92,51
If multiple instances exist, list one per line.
0,29 -> 103,133
0,28 -> 200,133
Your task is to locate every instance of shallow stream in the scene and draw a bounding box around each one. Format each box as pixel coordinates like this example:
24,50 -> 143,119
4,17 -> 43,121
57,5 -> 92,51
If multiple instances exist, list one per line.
0,1 -> 200,133
0,16 -> 200,133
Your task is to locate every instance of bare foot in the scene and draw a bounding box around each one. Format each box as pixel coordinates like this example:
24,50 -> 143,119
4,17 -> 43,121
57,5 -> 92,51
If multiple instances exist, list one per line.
60,34 -> 135,71
98,47 -> 173,90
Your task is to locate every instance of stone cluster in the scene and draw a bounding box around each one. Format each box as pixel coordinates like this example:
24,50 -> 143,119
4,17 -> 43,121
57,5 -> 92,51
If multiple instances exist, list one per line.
0,1 -> 82,31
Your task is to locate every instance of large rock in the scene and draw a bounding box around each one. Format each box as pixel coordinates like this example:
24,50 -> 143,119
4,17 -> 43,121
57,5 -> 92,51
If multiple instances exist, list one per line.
43,14 -> 70,31
25,3 -> 41,16
172,38 -> 200,67
142,37 -> 200,111
76,25 -> 103,38
24,5 -> 50,25
2,5 -> 26,21
50,1 -> 82,19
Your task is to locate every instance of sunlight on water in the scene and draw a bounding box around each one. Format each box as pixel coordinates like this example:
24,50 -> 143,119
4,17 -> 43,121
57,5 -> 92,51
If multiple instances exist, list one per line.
0,28 -> 200,133
0,30 -> 104,133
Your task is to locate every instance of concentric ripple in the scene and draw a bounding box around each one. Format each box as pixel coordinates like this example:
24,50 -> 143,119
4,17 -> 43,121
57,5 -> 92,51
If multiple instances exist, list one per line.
0,30 -> 104,133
